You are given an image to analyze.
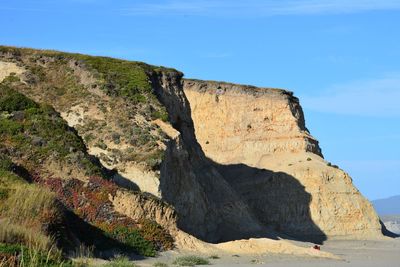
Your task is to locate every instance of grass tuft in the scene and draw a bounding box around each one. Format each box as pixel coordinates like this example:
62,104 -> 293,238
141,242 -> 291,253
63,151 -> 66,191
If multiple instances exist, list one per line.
103,255 -> 137,267
173,255 -> 210,266
153,262 -> 168,267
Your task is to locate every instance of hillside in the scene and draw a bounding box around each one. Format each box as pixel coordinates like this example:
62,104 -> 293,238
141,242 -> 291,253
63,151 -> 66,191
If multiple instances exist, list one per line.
0,46 -> 386,265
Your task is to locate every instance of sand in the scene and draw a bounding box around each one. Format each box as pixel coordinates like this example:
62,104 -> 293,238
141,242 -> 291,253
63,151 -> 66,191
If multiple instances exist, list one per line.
137,238 -> 400,267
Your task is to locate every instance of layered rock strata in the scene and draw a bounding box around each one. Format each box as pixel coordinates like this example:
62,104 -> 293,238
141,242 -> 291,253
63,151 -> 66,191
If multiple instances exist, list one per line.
183,79 -> 383,240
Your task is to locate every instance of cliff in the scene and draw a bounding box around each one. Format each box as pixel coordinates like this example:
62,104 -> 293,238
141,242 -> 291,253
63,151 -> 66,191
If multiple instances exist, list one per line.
0,46 -> 385,262
184,79 -> 383,240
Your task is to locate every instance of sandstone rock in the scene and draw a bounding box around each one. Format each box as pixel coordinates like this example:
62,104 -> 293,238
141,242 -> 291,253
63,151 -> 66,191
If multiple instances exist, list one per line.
183,79 -> 383,241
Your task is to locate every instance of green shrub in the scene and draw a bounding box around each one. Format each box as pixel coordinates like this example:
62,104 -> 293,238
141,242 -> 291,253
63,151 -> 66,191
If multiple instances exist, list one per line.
145,149 -> 165,170
0,154 -> 13,170
0,117 -> 23,135
95,140 -> 108,150
0,84 -> 38,112
153,262 -> 168,267
139,219 -> 174,251
151,109 -> 169,122
72,55 -> 152,103
173,255 -> 210,266
110,226 -> 156,257
1,74 -> 21,84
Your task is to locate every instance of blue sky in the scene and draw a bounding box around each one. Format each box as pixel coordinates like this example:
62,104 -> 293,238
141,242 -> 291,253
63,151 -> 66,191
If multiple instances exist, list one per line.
1,0 -> 399,200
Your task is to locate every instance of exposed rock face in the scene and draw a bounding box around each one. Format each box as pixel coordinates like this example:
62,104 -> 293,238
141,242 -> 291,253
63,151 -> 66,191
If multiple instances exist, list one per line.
184,79 -> 383,240
149,72 -> 265,242
183,80 -> 322,161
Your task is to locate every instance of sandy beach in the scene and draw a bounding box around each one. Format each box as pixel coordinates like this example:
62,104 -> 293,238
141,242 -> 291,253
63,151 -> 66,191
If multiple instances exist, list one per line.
138,238 -> 400,267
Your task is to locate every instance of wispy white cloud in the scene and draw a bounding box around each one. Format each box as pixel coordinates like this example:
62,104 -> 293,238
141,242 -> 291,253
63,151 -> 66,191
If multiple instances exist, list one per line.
121,0 -> 400,17
301,73 -> 400,117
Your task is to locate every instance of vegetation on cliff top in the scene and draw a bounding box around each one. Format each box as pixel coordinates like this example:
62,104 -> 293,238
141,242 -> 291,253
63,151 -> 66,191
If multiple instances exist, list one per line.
0,45 -> 171,171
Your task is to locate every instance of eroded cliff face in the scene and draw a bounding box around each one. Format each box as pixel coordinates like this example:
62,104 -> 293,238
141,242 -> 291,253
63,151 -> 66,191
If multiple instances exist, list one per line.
149,71 -> 265,242
0,46 -> 384,253
184,79 -> 383,240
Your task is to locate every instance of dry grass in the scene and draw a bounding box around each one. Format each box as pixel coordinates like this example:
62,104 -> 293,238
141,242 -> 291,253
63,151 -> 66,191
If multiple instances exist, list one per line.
1,184 -> 59,225
0,184 -> 62,256
0,220 -> 52,252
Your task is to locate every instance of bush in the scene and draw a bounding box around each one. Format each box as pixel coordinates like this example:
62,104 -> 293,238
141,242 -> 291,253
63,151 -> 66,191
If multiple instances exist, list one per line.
173,255 -> 210,266
72,55 -> 152,103
0,118 -> 23,135
103,256 -> 137,267
95,140 -> 108,150
0,84 -> 38,112
110,227 -> 155,257
0,153 -> 13,170
139,219 -> 174,251
151,109 -> 169,122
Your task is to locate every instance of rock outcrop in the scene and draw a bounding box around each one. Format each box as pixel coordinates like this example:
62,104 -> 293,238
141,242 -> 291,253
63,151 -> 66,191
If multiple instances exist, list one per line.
184,79 -> 383,240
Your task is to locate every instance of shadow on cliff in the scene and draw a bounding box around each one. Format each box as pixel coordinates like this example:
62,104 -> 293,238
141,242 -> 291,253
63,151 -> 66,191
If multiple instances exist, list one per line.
151,72 -> 327,245
213,161 -> 327,244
